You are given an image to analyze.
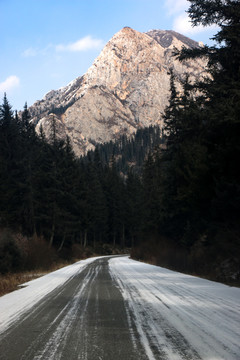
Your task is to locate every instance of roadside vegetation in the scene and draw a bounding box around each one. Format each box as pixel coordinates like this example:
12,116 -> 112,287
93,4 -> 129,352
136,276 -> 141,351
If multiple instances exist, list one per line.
0,228 -> 125,296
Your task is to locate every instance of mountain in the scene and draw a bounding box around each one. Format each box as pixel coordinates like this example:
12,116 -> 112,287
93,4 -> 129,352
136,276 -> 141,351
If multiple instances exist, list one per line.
29,27 -> 207,156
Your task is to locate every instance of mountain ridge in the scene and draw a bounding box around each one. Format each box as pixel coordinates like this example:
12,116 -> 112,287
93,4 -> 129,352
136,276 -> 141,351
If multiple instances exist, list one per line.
29,27 -> 207,156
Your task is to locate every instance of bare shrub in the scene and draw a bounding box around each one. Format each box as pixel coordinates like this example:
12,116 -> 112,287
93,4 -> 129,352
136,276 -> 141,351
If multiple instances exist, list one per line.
0,229 -> 23,274
23,236 -> 57,271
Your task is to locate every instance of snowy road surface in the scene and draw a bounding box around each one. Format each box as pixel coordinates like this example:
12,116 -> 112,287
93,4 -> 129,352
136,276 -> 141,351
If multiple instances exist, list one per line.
0,256 -> 239,359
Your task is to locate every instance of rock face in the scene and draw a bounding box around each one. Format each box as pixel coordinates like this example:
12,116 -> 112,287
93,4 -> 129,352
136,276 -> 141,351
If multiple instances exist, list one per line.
30,27 -> 207,156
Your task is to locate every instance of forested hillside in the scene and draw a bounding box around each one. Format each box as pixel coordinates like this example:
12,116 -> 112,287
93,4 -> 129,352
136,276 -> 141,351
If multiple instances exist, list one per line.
85,126 -> 163,175
0,0 -> 239,284
0,99 -> 131,273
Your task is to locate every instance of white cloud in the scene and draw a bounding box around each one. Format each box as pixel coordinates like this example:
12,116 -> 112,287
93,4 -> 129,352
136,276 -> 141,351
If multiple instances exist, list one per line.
22,44 -> 53,58
164,0 -> 201,34
164,0 -> 219,37
173,13 -> 218,35
22,47 -> 38,57
21,37 -> 104,58
0,76 -> 20,94
173,13 -> 204,34
56,36 -> 104,52
164,0 -> 188,16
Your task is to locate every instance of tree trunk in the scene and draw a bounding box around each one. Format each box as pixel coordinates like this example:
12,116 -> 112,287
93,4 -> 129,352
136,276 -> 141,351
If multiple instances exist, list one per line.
49,220 -> 55,248
83,229 -> 88,248
28,161 -> 37,236
58,231 -> 66,252
121,223 -> 125,249
79,231 -> 83,247
113,231 -> 116,248
131,235 -> 134,248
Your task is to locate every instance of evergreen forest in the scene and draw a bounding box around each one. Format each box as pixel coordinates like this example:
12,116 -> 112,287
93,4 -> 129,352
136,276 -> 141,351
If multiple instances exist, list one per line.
0,0 -> 239,284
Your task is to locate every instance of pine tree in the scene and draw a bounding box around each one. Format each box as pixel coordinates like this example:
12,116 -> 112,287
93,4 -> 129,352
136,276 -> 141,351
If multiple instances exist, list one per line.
0,95 -> 22,228
103,160 -> 124,247
17,103 -> 38,235
125,170 -> 144,246
162,69 -> 180,145
182,1 -> 240,237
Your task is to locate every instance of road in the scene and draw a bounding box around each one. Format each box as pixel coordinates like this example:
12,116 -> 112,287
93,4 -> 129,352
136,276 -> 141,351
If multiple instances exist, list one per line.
0,256 -> 239,360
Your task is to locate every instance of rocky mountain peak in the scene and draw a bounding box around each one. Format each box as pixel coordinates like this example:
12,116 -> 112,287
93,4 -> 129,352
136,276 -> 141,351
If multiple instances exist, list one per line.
29,27 -> 207,156
145,29 -> 200,49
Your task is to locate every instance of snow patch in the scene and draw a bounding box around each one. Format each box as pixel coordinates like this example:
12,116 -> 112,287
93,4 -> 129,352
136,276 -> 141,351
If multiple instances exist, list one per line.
0,256 -> 101,334
109,256 -> 240,360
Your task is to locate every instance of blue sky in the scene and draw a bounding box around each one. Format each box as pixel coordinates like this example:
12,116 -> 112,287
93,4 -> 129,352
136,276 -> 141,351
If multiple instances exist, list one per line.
0,0 -> 218,111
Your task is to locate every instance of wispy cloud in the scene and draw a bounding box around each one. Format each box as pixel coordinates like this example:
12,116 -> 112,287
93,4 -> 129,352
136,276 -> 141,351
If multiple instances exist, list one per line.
22,48 -> 38,57
173,13 -> 219,36
164,0 -> 188,16
164,0 -> 217,36
56,36 -> 104,52
22,44 -> 53,58
22,36 -> 104,58
173,13 -> 205,34
0,75 -> 20,93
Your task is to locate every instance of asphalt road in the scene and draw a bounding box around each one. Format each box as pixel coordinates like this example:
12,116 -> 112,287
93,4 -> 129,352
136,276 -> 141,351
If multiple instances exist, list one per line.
0,256 -> 147,360
1,256 -> 239,360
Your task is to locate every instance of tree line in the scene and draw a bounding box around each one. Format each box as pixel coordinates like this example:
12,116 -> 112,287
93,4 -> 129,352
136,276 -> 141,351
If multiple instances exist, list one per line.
0,98 -> 142,252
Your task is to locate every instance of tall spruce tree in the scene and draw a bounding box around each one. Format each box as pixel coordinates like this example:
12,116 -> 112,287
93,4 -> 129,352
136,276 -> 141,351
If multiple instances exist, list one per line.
179,0 -> 240,244
18,103 -> 38,235
149,0 -> 240,253
0,95 -> 22,228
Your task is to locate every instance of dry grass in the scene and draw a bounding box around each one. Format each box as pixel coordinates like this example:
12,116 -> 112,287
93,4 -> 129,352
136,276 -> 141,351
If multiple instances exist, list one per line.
0,271 -> 44,297
0,261 -> 74,297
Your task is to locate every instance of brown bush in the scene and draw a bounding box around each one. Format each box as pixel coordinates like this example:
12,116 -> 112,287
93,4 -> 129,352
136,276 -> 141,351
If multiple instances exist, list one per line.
0,229 -> 23,274
23,236 -> 57,270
